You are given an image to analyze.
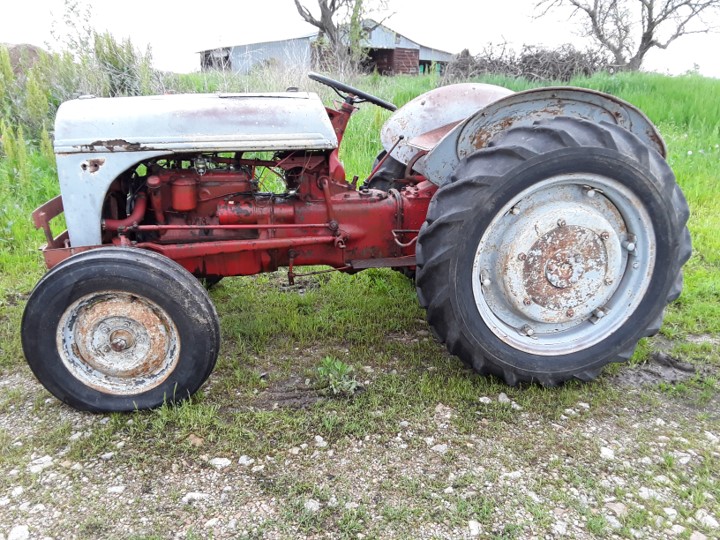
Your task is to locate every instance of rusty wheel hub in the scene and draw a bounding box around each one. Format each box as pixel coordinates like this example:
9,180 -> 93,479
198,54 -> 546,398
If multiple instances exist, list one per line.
471,173 -> 655,355
57,292 -> 180,395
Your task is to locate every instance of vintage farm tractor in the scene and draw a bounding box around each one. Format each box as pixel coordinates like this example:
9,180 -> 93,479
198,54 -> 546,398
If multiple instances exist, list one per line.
22,73 -> 690,412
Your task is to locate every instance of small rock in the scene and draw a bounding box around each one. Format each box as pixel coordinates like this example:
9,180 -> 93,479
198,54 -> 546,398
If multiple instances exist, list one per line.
209,458 -> 231,470
10,487 -> 23,498
8,525 -> 30,540
664,507 -> 678,519
327,496 -> 338,508
399,420 -> 410,428
695,509 -> 719,529
478,397 -> 492,405
606,516 -> 622,530
504,471 -> 522,480
100,452 -> 115,460
107,485 -> 126,494
689,532 -> 708,540
511,402 -> 522,410
705,431 -> 719,444
600,447 -> 615,460
498,393 -> 511,404
443,486 -> 454,494
606,502 -> 627,517
288,447 -> 300,455
655,418 -> 667,426
181,492 -> 210,504
552,521 -> 568,536
669,524 -> 686,535
344,502 -> 359,510
431,444 -> 448,454
251,465 -> 265,472
468,520 -> 482,536
204,518 -> 219,528
638,487 -> 662,500
577,402 -> 590,409
304,499 -> 320,513
27,455 -> 53,474
238,455 -> 255,466
186,434 -> 204,447
115,441 -> 125,449
314,435 -> 328,448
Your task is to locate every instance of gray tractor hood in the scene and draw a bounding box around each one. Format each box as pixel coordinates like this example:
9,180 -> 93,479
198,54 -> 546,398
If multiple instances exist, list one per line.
54,92 -> 338,154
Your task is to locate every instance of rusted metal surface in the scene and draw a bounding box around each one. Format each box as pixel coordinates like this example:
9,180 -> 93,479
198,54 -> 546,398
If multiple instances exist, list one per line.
54,92 -> 338,154
381,83 -> 513,166
421,87 -> 667,186
471,173 -> 655,356
32,195 -> 65,248
57,292 -> 180,395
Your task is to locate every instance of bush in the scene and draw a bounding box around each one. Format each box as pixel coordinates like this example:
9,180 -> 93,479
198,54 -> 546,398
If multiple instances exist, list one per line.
445,43 -> 613,82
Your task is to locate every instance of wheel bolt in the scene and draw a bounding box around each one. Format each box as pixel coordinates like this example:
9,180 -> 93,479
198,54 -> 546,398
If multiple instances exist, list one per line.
510,206 -> 520,215
586,189 -> 596,198
557,219 -> 566,227
566,308 -> 575,317
623,240 -> 636,252
111,338 -> 128,352
593,308 -> 606,319
518,253 -> 527,261
523,297 -> 532,306
600,232 -> 610,240
521,325 -> 534,336
604,278 -> 613,285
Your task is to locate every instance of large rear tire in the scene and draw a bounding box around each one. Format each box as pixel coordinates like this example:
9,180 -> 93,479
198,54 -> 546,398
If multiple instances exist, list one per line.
415,117 -> 691,385
22,248 -> 220,411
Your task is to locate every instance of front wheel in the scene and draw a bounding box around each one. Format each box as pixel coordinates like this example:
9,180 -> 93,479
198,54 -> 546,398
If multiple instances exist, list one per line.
416,117 -> 691,385
22,248 -> 220,411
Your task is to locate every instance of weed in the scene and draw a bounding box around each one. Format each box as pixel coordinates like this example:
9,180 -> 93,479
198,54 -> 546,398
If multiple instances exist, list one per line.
315,356 -> 360,396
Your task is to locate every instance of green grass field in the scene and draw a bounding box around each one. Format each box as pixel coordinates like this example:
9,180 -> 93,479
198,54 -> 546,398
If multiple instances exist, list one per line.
1,68 -> 719,538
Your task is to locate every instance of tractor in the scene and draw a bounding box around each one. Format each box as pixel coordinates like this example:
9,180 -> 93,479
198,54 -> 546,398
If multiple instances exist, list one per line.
22,73 -> 691,412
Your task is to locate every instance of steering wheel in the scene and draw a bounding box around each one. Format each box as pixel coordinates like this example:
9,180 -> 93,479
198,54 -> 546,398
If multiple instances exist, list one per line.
308,72 -> 397,111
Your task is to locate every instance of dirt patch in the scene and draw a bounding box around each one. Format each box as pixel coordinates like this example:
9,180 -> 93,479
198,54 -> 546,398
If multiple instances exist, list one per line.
611,352 -> 699,387
251,376 -> 324,410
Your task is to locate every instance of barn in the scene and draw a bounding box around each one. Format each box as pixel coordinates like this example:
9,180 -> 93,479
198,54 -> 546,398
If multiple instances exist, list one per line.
199,21 -> 454,75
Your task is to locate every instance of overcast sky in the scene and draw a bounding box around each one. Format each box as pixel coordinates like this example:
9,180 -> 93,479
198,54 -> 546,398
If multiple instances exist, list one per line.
1,0 -> 718,77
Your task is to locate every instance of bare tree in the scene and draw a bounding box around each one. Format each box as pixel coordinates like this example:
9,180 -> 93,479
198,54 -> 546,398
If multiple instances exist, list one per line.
293,0 -> 388,69
538,0 -> 720,70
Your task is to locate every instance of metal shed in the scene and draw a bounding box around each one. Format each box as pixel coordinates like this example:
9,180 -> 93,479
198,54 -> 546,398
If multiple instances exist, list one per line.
199,21 -> 454,75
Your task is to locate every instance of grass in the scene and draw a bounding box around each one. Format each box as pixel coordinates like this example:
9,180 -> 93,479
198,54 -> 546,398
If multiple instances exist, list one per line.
0,67 -> 719,537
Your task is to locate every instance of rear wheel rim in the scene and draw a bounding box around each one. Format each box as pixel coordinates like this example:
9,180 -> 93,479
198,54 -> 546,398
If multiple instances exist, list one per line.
56,291 -> 180,395
471,173 -> 656,356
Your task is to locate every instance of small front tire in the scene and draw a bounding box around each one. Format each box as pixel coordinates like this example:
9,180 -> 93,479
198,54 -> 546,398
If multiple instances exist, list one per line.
22,248 -> 220,412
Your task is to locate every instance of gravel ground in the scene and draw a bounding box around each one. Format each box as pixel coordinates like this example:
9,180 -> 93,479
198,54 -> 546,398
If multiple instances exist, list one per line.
1,362 -> 719,540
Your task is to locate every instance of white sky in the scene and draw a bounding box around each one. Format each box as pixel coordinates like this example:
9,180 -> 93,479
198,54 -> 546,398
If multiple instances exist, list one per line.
1,0 -> 719,77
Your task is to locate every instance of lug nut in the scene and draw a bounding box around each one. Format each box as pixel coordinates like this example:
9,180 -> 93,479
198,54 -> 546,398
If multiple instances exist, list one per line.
600,232 -> 610,240
557,219 -> 566,227
623,240 -> 636,252
566,309 -> 575,317
510,206 -> 520,215
593,308 -> 606,319
521,325 -> 535,336
586,189 -> 596,198
523,297 -> 532,306
604,278 -> 613,285
518,253 -> 527,261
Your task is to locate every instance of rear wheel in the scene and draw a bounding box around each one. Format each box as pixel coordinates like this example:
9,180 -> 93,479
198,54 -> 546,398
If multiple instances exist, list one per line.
22,248 -> 220,411
416,117 -> 691,385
